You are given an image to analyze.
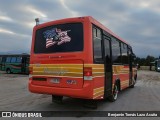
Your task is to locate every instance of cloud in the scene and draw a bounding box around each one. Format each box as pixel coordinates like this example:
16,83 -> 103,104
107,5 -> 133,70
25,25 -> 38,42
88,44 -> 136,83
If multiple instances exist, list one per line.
0,15 -> 13,22
0,32 -> 30,53
25,6 -> 47,18
0,28 -> 15,34
0,0 -> 160,57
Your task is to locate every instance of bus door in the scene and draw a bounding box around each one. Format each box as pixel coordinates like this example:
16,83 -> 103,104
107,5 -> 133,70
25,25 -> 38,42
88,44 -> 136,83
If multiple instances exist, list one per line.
103,35 -> 112,98
128,48 -> 133,85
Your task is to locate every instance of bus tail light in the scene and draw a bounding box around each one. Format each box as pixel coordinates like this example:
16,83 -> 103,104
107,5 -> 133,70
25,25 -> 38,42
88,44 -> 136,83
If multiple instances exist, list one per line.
84,67 -> 92,80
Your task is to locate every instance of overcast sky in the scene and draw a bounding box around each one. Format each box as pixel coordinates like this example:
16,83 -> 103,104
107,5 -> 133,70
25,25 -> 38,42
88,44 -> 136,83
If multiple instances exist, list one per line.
0,0 -> 160,58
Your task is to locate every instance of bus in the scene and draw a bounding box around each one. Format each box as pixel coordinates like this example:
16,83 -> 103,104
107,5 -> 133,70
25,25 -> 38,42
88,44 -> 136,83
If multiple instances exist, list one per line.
0,55 -> 6,71
155,59 -> 160,72
0,54 -> 30,74
29,16 -> 137,107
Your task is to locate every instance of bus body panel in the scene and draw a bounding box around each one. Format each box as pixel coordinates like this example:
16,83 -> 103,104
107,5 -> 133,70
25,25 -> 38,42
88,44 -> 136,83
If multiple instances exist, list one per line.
29,78 -> 93,99
29,63 -> 106,99
30,62 -> 83,89
5,63 -> 22,73
29,17 -> 95,99
30,17 -> 93,64
29,16 -> 137,100
85,64 -> 105,99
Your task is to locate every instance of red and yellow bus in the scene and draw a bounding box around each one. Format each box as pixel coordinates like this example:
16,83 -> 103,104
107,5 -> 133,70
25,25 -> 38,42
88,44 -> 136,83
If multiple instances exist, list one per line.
29,16 -> 137,106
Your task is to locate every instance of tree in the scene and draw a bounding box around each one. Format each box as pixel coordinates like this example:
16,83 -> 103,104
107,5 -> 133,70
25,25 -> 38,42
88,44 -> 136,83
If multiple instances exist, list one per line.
134,55 -> 155,66
144,55 -> 155,66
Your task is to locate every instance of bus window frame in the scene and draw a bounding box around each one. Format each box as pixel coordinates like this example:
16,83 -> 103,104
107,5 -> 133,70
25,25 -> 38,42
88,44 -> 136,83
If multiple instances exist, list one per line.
16,57 -> 22,63
111,37 -> 122,65
6,57 -> 11,63
11,57 -> 17,63
34,22 -> 84,54
121,42 -> 129,65
92,24 -> 104,64
92,24 -> 132,66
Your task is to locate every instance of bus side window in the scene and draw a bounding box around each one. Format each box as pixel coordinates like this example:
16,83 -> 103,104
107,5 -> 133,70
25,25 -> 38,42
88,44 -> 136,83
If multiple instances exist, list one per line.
121,43 -> 129,64
11,57 -> 16,63
16,57 -> 22,63
93,26 -> 103,63
112,37 -> 121,64
6,57 -> 11,63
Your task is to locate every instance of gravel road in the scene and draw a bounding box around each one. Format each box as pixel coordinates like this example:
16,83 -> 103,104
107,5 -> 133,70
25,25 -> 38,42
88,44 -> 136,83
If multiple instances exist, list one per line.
0,70 -> 160,119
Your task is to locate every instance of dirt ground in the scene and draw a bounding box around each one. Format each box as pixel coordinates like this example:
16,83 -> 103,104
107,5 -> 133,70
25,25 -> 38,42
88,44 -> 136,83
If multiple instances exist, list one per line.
0,70 -> 160,119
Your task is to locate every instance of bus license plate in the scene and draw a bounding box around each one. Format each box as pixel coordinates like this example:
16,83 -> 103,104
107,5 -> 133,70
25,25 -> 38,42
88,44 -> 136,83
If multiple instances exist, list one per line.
50,78 -> 60,84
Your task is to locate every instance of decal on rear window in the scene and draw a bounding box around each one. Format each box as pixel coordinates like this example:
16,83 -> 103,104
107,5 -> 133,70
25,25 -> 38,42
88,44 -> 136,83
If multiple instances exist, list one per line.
34,23 -> 83,53
43,28 -> 71,48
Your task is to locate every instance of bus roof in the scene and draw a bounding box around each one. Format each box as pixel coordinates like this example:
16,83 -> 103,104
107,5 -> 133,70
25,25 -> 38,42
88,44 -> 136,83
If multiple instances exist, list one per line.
35,16 -> 130,46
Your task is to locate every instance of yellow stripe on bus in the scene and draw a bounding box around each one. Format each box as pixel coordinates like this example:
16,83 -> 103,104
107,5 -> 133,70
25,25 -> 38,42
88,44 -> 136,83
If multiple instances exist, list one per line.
93,87 -> 104,99
30,64 -> 132,78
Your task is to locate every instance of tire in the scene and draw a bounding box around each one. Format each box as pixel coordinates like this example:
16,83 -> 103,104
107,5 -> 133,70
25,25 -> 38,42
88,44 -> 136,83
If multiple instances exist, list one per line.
108,84 -> 119,102
6,68 -> 11,74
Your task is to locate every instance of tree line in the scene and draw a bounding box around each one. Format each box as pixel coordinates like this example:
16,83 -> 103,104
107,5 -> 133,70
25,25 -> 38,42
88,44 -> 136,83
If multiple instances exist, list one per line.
134,55 -> 159,66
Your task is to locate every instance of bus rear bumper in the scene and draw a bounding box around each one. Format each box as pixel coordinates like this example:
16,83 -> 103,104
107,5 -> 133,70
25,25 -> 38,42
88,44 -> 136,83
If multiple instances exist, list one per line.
28,80 -> 93,99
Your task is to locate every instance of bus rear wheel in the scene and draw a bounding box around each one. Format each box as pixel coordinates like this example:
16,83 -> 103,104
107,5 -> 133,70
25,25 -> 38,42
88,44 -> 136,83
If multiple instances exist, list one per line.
6,68 -> 11,74
52,95 -> 63,104
108,84 -> 119,102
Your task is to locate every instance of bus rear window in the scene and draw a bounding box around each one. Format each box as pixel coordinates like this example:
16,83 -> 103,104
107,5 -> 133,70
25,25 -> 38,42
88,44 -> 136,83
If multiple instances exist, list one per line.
34,23 -> 83,53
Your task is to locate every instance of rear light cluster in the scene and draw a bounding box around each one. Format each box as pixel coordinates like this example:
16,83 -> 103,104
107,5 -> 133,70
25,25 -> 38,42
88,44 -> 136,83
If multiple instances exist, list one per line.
84,67 -> 92,80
